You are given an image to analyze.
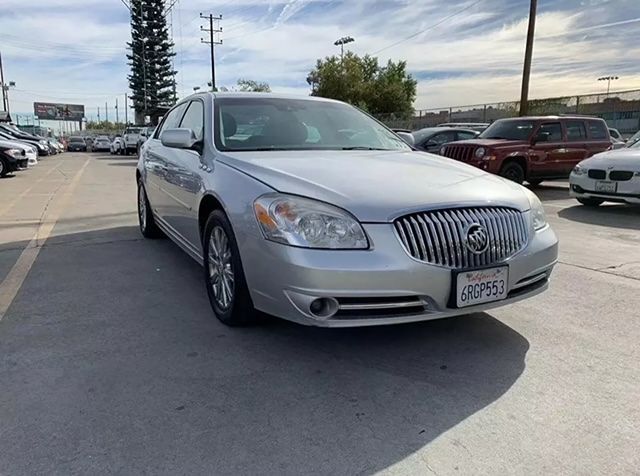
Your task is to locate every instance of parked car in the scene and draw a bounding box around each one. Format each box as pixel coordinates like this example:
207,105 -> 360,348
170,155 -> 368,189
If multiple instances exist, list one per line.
110,136 -> 123,155
439,116 -> 612,185
122,126 -> 143,154
67,136 -> 88,152
92,136 -> 111,152
609,128 -> 624,142
412,127 -> 479,153
626,130 -> 640,148
0,124 -> 51,156
438,122 -> 490,132
0,137 -> 38,166
136,93 -> 558,327
136,126 -> 156,154
0,143 -> 28,177
570,138 -> 640,206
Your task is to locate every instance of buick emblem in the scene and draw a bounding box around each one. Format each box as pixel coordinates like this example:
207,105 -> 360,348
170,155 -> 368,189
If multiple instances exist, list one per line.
465,224 -> 489,254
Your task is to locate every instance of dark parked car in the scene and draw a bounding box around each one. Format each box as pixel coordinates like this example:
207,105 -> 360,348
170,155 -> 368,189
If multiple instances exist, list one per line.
412,127 -> 479,153
0,124 -> 51,155
439,116 -> 612,185
67,136 -> 88,152
0,144 -> 28,177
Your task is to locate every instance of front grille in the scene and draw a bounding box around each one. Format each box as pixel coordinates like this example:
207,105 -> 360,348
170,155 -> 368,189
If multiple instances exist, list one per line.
442,145 -> 475,161
609,170 -> 634,181
394,207 -> 529,269
588,169 -> 606,179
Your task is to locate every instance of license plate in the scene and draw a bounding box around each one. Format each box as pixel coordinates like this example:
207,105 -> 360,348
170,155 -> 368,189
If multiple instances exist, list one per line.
595,181 -> 617,193
455,266 -> 509,308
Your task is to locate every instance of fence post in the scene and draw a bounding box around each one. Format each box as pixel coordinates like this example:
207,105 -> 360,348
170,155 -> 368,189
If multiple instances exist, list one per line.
575,96 -> 580,114
448,107 -> 452,122
483,105 -> 487,122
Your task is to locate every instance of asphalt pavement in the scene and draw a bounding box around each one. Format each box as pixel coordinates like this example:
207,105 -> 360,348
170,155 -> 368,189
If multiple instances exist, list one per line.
0,153 -> 638,475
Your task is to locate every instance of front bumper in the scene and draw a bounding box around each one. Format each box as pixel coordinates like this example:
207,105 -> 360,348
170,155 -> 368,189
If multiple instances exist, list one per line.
570,173 -> 640,204
243,221 -> 559,327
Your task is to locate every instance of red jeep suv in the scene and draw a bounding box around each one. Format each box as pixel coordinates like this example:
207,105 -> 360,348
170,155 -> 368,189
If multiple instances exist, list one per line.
439,116 -> 612,185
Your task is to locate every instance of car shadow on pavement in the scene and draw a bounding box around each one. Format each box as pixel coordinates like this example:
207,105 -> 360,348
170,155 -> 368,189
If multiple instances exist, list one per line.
558,204 -> 640,230
528,182 -> 570,202
0,226 -> 529,475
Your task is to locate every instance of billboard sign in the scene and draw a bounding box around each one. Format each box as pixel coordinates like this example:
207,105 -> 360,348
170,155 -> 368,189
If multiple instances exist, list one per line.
33,102 -> 85,121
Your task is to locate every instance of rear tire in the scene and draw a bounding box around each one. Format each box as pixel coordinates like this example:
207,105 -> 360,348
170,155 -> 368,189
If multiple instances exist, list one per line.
137,179 -> 163,238
577,197 -> 604,207
202,210 -> 260,326
499,161 -> 525,184
0,158 -> 8,177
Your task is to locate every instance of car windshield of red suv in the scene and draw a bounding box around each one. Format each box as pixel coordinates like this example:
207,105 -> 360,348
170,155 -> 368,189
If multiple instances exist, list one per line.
479,120 -> 535,140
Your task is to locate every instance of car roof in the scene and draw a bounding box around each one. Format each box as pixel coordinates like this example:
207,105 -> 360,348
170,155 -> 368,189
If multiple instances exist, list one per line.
187,91 -> 346,105
497,115 -> 604,121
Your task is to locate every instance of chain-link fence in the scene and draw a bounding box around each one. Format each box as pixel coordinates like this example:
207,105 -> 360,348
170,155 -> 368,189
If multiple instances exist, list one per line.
376,89 -> 640,137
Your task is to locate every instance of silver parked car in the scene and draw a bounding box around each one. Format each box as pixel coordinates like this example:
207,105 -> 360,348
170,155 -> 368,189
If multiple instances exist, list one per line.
136,93 -> 558,327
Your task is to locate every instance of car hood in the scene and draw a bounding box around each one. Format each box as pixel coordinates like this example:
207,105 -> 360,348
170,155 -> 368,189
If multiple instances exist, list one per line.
220,150 -> 531,222
452,138 -> 530,148
0,139 -> 31,153
581,149 -> 640,170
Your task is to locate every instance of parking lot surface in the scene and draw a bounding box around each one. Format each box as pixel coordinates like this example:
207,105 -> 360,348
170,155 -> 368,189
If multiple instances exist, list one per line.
1,153 -> 639,475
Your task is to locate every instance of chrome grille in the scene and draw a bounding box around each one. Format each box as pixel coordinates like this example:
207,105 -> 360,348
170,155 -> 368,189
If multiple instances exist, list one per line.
394,207 -> 529,269
442,145 -> 475,161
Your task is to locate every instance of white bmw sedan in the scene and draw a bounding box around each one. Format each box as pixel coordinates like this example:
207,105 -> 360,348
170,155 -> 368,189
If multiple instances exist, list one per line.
570,140 -> 640,206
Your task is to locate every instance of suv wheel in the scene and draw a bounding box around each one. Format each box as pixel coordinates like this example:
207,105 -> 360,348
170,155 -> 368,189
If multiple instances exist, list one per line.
137,179 -> 163,238
202,210 -> 260,326
0,157 -> 7,177
577,197 -> 604,207
500,162 -> 525,184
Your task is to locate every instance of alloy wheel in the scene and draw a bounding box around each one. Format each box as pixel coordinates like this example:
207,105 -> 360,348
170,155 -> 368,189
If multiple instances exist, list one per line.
208,226 -> 235,310
138,185 -> 147,230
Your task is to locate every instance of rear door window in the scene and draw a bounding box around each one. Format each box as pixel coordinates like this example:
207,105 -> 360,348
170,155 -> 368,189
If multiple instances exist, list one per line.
587,120 -> 608,140
565,121 -> 587,141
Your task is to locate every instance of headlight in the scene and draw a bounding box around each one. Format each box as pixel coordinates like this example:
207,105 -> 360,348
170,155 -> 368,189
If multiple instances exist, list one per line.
39,139 -> 47,145
4,148 -> 23,159
254,194 -> 368,249
572,164 -> 587,175
523,188 -> 547,230
474,147 -> 486,159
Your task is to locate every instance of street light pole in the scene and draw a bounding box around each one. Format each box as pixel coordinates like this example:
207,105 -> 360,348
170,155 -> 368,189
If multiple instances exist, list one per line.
334,36 -> 355,64
519,0 -> 537,116
598,76 -> 619,97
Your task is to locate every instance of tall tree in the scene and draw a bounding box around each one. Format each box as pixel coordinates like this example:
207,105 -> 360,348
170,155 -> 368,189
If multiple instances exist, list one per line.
307,52 -> 417,117
127,0 -> 176,124
236,78 -> 271,92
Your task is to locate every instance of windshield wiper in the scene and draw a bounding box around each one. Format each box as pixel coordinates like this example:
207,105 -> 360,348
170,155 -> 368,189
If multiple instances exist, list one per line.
341,146 -> 389,150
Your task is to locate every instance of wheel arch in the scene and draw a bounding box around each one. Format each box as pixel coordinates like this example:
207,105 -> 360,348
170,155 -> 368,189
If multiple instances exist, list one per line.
198,194 -> 228,239
500,155 -> 529,176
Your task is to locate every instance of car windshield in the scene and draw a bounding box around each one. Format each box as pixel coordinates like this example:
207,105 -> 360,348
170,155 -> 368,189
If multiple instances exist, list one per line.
214,97 -> 411,152
479,120 -> 535,140
69,137 -> 84,143
411,128 -> 442,143
626,130 -> 640,147
126,128 -> 141,134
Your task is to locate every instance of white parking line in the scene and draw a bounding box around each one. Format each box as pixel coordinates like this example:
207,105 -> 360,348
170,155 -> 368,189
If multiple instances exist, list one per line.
0,158 -> 90,321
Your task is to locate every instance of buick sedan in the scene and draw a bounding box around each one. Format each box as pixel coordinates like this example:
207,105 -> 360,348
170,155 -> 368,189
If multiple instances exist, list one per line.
136,93 -> 558,327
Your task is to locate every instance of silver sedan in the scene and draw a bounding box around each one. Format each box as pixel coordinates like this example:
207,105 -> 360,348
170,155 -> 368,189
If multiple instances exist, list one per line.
136,93 -> 558,327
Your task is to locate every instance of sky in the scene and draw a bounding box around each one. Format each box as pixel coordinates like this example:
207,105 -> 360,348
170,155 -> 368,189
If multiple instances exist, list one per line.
1,0 -> 639,125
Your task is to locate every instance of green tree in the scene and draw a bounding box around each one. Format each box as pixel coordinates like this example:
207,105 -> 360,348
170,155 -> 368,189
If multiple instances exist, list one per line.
307,52 -> 417,117
127,0 -> 176,124
236,78 -> 271,92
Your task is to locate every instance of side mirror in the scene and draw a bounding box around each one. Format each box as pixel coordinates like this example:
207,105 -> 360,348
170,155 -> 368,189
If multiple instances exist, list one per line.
396,131 -> 415,146
161,128 -> 199,151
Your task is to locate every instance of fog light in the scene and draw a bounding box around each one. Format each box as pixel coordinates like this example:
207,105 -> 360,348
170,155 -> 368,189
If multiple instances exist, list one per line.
309,297 -> 338,318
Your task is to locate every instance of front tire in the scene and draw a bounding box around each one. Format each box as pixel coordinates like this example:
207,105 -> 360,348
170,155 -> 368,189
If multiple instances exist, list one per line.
137,179 -> 163,238
577,197 -> 604,207
0,158 -> 8,177
499,162 -> 525,184
202,210 -> 259,326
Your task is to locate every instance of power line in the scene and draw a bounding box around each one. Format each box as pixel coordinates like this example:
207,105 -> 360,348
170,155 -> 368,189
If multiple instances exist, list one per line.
371,0 -> 486,54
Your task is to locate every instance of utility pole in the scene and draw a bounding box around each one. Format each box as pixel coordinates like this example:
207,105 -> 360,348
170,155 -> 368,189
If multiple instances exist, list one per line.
0,50 -> 7,112
98,106 -> 101,123
115,97 -> 119,124
200,13 -> 222,91
105,101 -> 109,123
519,0 -> 537,116
125,93 -> 128,125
